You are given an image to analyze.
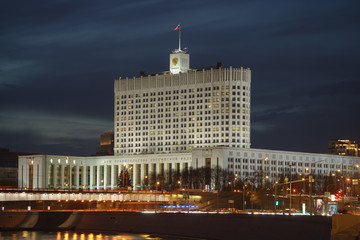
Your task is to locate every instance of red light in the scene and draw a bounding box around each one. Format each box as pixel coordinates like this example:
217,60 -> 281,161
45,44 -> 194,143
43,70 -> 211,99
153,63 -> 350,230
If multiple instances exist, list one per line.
292,189 -> 296,193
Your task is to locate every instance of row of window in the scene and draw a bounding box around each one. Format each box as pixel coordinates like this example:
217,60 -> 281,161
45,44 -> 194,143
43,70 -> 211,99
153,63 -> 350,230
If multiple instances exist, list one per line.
117,97 -> 250,108
117,144 -> 249,154
118,116 -> 249,124
118,86 -> 250,99
119,92 -> 249,104
231,170 -> 345,176
227,161 -> 353,170
118,132 -> 247,141
228,152 -> 352,164
118,137 -> 249,147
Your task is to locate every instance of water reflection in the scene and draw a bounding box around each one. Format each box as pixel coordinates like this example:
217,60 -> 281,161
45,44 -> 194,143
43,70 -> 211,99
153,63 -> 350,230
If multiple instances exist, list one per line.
0,231 -> 163,240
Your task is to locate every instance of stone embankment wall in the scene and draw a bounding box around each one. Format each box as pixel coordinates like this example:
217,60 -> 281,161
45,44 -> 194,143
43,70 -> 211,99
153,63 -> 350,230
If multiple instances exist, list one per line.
331,214 -> 360,240
0,211 -> 332,240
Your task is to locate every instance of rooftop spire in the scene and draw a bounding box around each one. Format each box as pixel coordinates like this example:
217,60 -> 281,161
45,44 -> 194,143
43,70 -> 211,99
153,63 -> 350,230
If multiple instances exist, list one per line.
173,23 -> 182,52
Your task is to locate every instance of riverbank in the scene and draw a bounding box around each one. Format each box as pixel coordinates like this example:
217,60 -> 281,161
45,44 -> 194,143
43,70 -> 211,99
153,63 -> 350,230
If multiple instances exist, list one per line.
0,211 -> 331,240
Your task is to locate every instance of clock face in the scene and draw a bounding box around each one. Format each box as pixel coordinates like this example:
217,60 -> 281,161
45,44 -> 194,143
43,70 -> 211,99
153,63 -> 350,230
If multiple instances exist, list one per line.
172,57 -> 178,66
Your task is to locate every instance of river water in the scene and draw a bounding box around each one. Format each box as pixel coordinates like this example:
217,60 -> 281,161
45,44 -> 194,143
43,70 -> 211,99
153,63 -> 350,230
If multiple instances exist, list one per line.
0,231 -> 180,240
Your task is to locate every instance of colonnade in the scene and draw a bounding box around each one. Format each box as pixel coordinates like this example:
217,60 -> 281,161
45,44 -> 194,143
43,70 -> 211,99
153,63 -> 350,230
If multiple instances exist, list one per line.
46,161 -> 190,190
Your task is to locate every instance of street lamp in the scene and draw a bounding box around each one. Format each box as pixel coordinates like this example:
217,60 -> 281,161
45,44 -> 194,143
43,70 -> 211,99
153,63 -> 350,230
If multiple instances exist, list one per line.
144,175 -> 148,190
263,157 -> 269,186
234,173 -> 238,188
122,164 -> 126,188
243,184 -> 247,211
274,181 -> 278,213
155,181 -> 160,213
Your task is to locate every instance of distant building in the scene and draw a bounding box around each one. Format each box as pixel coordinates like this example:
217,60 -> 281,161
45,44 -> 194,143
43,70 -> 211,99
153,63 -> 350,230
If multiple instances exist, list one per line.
93,131 -> 114,156
0,168 -> 18,187
328,139 -> 359,157
0,148 -> 36,187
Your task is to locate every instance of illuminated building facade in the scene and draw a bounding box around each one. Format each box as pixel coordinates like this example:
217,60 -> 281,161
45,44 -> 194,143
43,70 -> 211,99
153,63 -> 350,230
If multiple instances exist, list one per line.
17,47 -> 360,190
18,153 -> 191,190
18,148 -> 359,190
328,139 -> 359,157
114,63 -> 251,155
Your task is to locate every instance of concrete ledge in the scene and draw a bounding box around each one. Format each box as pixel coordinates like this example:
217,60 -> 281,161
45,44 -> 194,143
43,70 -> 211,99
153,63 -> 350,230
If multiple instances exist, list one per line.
331,214 -> 360,240
0,211 -> 331,240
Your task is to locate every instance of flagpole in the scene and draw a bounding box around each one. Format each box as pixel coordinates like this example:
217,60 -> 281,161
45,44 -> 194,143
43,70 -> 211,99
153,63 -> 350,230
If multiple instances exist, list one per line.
179,23 -> 181,51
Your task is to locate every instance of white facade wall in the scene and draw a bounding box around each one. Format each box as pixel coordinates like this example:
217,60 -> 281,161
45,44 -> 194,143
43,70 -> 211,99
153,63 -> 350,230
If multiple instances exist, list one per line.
114,67 -> 251,156
18,153 -> 192,190
19,148 -> 360,190
192,147 -> 360,184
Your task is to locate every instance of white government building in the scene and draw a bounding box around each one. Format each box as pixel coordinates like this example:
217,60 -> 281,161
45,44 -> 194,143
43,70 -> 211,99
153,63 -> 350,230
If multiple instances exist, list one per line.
18,45 -> 360,190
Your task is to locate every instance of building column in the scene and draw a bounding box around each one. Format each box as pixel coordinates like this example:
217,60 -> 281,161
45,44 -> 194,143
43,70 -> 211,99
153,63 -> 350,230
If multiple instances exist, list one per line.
104,165 -> 108,190
141,163 -> 146,189
179,162 -> 184,173
110,164 -> 114,190
131,164 -> 136,190
149,163 -> 156,188
82,166 -> 87,189
116,164 -> 121,188
75,166 -> 79,189
97,165 -> 100,190
61,165 -> 65,189
136,164 -> 141,189
89,166 -> 94,190
53,165 -> 57,188
149,163 -> 155,177
167,162 -> 172,184
69,165 -> 72,189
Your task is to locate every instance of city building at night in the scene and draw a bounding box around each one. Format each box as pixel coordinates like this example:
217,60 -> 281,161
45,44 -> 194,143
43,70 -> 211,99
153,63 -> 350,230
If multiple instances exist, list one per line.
114,65 -> 251,155
18,148 -> 359,190
328,139 -> 359,157
17,45 -> 360,190
0,148 -> 36,187
93,131 -> 114,156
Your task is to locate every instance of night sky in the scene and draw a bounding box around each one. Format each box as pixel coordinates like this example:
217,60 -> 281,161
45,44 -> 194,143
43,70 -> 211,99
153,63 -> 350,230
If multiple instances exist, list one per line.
1,0 -> 359,156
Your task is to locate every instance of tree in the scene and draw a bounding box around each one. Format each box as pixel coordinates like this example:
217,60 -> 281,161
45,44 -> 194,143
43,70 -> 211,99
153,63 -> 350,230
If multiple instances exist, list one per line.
118,169 -> 132,189
149,171 -> 157,190
180,167 -> 189,189
171,170 -> 181,190
211,165 -> 222,191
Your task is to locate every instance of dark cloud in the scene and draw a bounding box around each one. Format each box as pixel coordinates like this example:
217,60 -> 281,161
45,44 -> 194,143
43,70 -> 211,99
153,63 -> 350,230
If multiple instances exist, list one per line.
0,0 -> 359,155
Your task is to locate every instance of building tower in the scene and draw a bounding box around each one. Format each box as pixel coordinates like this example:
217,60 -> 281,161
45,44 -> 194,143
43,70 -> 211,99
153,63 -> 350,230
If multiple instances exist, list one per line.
114,32 -> 251,155
170,23 -> 189,74
169,50 -> 189,74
